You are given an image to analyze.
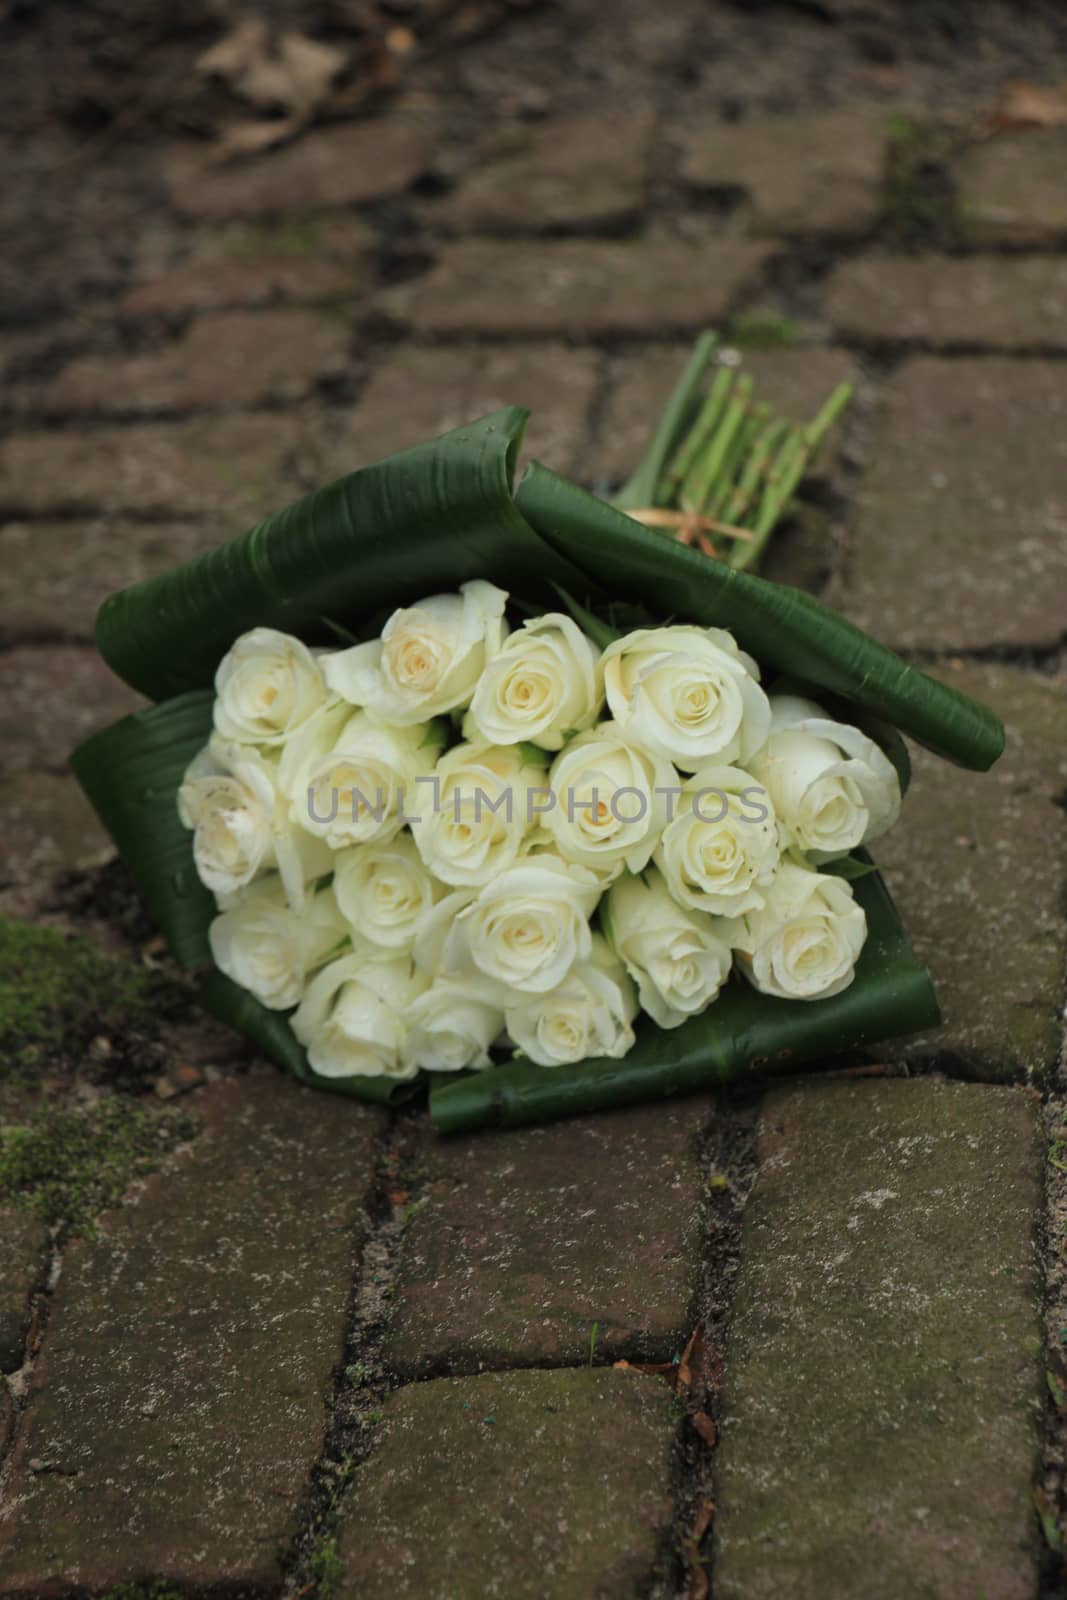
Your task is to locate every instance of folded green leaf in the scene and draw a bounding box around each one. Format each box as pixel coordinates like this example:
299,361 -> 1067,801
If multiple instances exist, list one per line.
429,866 -> 937,1135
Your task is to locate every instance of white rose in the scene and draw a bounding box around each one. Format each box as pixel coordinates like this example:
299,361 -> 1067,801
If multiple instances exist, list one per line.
334,832 -> 442,953
545,723 -> 675,878
505,935 -> 637,1067
213,628 -> 329,747
602,625 -> 770,771
655,764 -> 780,917
208,876 -> 346,1010
401,978 -> 505,1073
323,580 -> 508,723
410,741 -> 542,888
604,867 -> 733,1030
423,856 -> 601,995
748,695 -> 902,861
733,862 -> 867,1001
291,953 -> 428,1079
281,708 -> 444,850
179,737 -> 330,906
464,611 -> 602,750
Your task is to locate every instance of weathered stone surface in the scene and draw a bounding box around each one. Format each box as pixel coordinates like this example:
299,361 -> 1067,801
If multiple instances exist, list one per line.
677,112 -> 887,236
0,1075 -> 385,1593
586,343 -> 857,488
0,411 -> 328,523
0,773 -> 112,889
875,661 -> 1067,1079
957,127 -> 1067,245
46,311 -> 350,415
0,649 -> 143,776
0,1211 -> 48,1373
331,343 -> 601,477
385,239 -> 773,337
121,254 -> 362,317
430,111 -> 654,233
714,1077 -> 1043,1600
335,1367 -> 676,1600
0,518 -> 221,641
836,357 -> 1067,650
384,1099 -> 711,1376
167,117 -> 432,219
827,253 -> 1067,348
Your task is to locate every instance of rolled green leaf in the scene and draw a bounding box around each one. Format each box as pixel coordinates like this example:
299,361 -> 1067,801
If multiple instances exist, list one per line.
514,461 -> 1004,772
429,867 -> 937,1135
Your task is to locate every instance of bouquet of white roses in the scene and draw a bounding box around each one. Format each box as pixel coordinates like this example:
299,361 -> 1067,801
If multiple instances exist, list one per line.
71,334 -> 1003,1132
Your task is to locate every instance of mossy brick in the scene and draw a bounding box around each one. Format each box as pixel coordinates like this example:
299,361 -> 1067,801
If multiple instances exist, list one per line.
826,254 -> 1067,349
334,1367 -> 676,1600
427,110 -> 655,233
45,310 -> 350,415
0,1075 -> 385,1594
834,357 -> 1067,651
383,1099 -> 711,1376
874,661 -> 1067,1080
329,343 -> 601,479
585,343 -> 857,488
0,517 -> 222,641
0,1210 -> 47,1373
383,238 -> 773,338
676,111 -> 888,236
1,648 -> 143,777
713,1077 -> 1043,1600
166,117 -> 432,219
957,128 -> 1067,245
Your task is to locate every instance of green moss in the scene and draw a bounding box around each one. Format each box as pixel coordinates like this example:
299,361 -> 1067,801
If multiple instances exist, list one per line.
309,1537 -> 345,1595
725,312 -> 799,349
225,217 -> 325,258
0,917 -> 182,1080
884,115 -> 962,247
0,1099 -> 197,1239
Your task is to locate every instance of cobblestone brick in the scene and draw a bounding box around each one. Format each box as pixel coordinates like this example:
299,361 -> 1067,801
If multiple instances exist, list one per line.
676,112 -> 888,236
0,773 -> 112,890
167,118 -> 432,219
0,411 -> 328,523
121,254 -> 362,317
46,310 -> 351,415
0,1075 -> 385,1593
0,649 -> 143,777
429,111 -> 654,233
957,128 -> 1067,245
875,661 -> 1067,1080
0,1212 -> 48,1374
334,1367 -> 676,1600
0,518 -> 221,641
834,357 -> 1067,650
385,238 -> 773,337
383,1100 -> 711,1376
713,1078 -> 1043,1600
330,342 -> 601,477
827,253 -> 1067,348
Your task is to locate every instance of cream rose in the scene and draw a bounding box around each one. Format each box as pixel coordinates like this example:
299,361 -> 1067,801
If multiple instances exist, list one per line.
208,876 -> 346,1010
213,628 -> 329,747
401,979 -> 505,1073
291,954 -> 428,1079
602,625 -> 770,771
424,856 -> 601,995
604,867 -> 734,1029
655,764 -> 780,917
179,737 -> 330,906
505,936 -> 637,1067
733,862 -> 867,1001
323,580 -> 507,723
282,708 -> 443,851
334,833 -> 442,953
464,612 -> 602,750
748,695 -> 902,861
410,741 -> 542,888
545,723 -> 675,878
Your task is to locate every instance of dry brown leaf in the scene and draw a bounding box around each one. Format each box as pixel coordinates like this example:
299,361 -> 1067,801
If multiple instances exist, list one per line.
197,17 -> 347,161
987,79 -> 1067,132
690,1410 -> 718,1447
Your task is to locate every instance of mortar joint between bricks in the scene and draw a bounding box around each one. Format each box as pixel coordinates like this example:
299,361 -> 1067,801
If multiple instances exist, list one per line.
0,1243 -> 63,1500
